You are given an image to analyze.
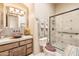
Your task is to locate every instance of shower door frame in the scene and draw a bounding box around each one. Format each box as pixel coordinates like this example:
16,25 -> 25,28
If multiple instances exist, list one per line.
49,16 -> 56,44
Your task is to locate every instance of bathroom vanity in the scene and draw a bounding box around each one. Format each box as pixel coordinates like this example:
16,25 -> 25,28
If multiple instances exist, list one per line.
0,35 -> 33,56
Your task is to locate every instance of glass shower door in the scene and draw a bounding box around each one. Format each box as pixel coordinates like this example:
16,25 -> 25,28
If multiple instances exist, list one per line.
49,17 -> 56,44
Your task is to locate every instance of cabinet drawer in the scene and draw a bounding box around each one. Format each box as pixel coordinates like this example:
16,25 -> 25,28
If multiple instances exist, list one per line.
0,51 -> 9,56
20,40 -> 27,46
27,43 -> 32,48
0,42 -> 19,52
26,39 -> 32,44
10,46 -> 26,56
27,48 -> 33,55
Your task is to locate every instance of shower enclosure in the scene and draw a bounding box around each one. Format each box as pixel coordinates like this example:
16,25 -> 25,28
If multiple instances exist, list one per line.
49,8 -> 79,54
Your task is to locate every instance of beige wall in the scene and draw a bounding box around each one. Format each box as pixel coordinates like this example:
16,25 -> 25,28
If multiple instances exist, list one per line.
26,4 -> 41,54
0,3 -> 3,12
55,3 -> 79,14
35,3 -> 55,19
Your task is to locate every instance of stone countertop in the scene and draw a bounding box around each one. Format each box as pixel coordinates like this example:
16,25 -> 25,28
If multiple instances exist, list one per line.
0,35 -> 33,45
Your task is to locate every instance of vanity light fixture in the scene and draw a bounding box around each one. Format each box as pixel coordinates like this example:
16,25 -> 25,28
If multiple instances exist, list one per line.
8,7 -> 25,16
20,10 -> 25,15
9,7 -> 15,13
15,9 -> 20,14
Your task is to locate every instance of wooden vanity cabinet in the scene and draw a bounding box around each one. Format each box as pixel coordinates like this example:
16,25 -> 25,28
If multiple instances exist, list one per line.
0,38 -> 33,56
0,42 -> 19,52
19,39 -> 33,46
26,39 -> 33,55
0,51 -> 9,56
26,39 -> 32,44
27,43 -> 32,48
26,47 -> 33,55
9,46 -> 26,56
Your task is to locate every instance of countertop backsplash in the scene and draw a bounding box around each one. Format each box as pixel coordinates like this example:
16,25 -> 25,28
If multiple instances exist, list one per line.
0,27 -> 23,38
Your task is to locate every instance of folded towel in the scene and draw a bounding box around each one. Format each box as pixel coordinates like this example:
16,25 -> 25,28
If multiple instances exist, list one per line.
45,43 -> 56,52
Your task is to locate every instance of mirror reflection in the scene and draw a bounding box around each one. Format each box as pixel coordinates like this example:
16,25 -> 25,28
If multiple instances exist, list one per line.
6,7 -> 26,28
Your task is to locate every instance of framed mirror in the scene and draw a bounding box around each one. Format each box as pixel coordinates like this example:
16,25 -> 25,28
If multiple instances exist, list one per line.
6,6 -> 27,29
6,15 -> 18,28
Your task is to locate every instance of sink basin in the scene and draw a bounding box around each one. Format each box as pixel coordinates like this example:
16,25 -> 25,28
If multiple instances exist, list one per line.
13,36 -> 22,38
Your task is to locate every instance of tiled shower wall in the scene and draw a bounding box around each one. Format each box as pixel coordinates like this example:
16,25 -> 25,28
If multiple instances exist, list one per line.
50,8 -> 79,51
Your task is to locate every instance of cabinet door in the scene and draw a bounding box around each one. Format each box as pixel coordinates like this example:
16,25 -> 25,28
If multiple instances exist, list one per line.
26,48 -> 33,55
0,42 -> 19,52
27,43 -> 32,48
10,46 -> 26,56
0,51 -> 9,56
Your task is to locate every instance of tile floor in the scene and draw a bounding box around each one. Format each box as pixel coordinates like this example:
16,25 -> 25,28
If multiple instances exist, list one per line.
29,52 -> 62,56
29,53 -> 45,56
